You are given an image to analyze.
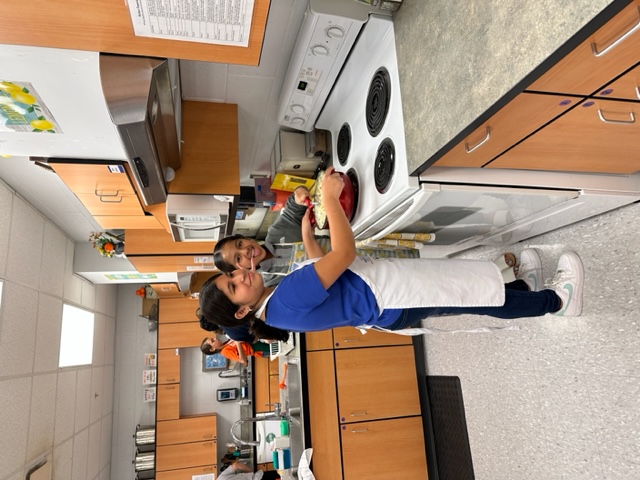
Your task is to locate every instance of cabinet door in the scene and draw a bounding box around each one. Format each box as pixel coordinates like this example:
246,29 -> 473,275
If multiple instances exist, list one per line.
124,229 -> 216,255
433,93 -> 576,168
332,327 -> 412,349
156,384 -> 180,421
152,283 -> 185,299
156,465 -> 217,480
94,215 -> 163,230
305,330 -> 334,351
127,255 -> 217,273
75,192 -> 144,216
596,64 -> 640,100
336,346 -> 420,423
306,351 -> 342,480
341,416 -> 427,480
157,349 -> 180,384
156,415 -> 217,445
156,440 -> 217,471
51,162 -> 135,194
158,322 -> 203,349
528,1 -> 640,95
488,98 -> 640,174
159,297 -> 200,324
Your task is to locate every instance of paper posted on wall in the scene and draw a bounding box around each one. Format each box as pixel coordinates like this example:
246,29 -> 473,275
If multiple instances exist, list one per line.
143,387 -> 156,402
142,369 -> 157,385
126,0 -> 255,47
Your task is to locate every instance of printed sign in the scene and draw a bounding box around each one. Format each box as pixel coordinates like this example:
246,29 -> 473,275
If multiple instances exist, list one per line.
0,81 -> 62,133
142,369 -> 157,385
143,387 -> 156,402
144,353 -> 157,367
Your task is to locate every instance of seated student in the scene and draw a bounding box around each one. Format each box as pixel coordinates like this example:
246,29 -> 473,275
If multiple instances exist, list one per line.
200,335 -> 270,366
218,460 -> 280,480
198,168 -> 584,341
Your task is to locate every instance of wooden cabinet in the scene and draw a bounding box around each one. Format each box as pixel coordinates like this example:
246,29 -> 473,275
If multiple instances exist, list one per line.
332,326 -> 413,349
596,64 -> 640,100
151,283 -> 185,299
305,330 -> 334,351
433,93 -> 577,168
156,440 -> 217,471
306,341 -> 427,480
254,355 -> 279,414
127,255 -> 217,274
1,0 -> 270,65
50,161 -> 165,229
156,465 -> 217,480
158,322 -> 203,349
488,97 -> 640,174
528,1 -> 640,96
157,349 -> 180,384
156,416 -> 217,445
159,297 -> 200,324
156,384 -> 180,421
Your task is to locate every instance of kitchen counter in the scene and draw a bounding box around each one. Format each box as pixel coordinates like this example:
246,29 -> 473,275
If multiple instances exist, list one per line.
393,0 -> 621,174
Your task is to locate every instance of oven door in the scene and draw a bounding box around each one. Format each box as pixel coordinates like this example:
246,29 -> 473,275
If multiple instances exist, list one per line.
168,215 -> 227,242
356,183 -> 581,246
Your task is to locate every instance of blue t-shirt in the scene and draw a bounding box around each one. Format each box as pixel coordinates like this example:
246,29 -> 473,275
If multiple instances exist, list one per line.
264,264 -> 401,332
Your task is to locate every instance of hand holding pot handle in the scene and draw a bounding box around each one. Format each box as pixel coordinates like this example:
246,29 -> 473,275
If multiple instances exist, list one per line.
321,167 -> 345,202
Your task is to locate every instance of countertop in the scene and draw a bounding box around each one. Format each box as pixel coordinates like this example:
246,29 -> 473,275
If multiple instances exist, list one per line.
393,0 -> 620,175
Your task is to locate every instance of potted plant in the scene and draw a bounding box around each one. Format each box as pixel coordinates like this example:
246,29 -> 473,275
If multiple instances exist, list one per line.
89,232 -> 124,257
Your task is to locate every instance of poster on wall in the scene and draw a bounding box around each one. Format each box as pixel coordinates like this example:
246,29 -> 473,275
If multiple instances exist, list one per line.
143,387 -> 156,402
126,0 -> 255,47
142,369 -> 157,385
0,81 -> 63,133
144,353 -> 157,367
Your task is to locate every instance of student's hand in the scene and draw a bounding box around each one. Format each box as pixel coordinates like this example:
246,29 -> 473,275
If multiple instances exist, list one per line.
293,186 -> 310,205
321,167 -> 344,202
302,208 -> 315,237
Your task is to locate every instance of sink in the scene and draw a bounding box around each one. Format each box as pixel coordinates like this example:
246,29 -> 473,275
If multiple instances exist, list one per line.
283,357 -> 305,476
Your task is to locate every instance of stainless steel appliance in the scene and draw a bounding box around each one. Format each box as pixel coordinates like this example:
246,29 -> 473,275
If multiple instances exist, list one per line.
100,54 -> 181,206
284,8 -> 640,256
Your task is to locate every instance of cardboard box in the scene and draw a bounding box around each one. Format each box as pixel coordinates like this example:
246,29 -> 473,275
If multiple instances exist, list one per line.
270,173 -> 315,193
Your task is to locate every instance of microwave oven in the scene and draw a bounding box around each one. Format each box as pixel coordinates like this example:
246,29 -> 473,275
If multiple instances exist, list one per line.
166,194 -> 231,242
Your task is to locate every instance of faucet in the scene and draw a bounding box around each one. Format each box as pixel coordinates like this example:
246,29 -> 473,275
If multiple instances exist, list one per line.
230,403 -> 283,447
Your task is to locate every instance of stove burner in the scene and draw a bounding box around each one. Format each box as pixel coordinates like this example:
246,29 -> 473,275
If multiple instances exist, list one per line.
366,68 -> 391,137
374,138 -> 395,194
336,124 -> 351,166
346,168 -> 359,222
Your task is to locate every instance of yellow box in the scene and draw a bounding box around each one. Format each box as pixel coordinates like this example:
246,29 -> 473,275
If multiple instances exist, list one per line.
270,173 -> 315,193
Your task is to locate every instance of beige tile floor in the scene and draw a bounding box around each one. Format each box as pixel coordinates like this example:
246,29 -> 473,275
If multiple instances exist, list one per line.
421,201 -> 640,480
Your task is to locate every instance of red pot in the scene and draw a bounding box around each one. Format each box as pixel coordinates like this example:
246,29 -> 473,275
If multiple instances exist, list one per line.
310,170 -> 355,229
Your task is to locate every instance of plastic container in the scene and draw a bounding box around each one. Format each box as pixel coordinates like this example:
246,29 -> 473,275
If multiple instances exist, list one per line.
280,420 -> 289,436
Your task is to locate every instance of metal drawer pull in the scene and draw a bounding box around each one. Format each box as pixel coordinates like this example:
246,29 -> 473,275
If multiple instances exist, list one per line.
203,433 -> 214,439
591,6 -> 640,57
597,109 -> 636,124
95,189 -> 121,197
98,195 -> 123,203
203,442 -> 214,447
165,378 -> 175,382
349,411 -> 368,417
464,126 -> 491,153
342,338 -> 361,343
635,86 -> 640,100
351,428 -> 369,433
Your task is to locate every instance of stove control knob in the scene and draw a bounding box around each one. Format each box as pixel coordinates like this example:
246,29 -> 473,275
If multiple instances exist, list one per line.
291,117 -> 305,126
311,45 -> 329,57
291,104 -> 305,114
326,26 -> 345,39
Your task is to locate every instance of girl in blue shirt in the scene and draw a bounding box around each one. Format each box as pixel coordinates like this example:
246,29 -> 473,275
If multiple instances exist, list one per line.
199,168 -> 584,341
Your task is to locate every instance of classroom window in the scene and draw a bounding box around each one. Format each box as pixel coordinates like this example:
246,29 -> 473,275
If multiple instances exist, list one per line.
59,304 -> 95,368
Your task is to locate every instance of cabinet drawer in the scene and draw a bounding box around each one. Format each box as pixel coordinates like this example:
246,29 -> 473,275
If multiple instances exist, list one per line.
433,93 -> 576,168
157,349 -> 180,384
127,255 -> 216,274
156,440 -> 217,471
305,330 -> 334,351
152,283 -> 185,299
156,464 -> 217,480
156,384 -> 180,421
596,63 -> 640,100
488,98 -> 640,174
529,1 -> 640,95
94,215 -> 163,229
50,162 -> 135,194
76,192 -> 144,216
336,345 -> 420,423
332,327 -> 412,349
158,322 -> 203,349
157,415 -> 217,445
341,416 -> 427,480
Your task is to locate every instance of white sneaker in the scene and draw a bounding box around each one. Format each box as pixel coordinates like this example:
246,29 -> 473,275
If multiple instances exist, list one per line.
547,251 -> 584,317
516,248 -> 542,291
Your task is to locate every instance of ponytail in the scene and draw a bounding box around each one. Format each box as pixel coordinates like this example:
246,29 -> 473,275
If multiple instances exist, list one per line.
199,273 -> 290,342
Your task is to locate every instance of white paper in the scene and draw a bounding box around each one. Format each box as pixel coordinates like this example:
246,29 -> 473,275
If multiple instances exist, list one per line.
127,0 -> 255,47
191,474 -> 215,480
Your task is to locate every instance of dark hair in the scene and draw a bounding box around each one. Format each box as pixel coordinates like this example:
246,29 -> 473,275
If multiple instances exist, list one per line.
213,234 -> 247,273
199,273 -> 289,342
200,336 -> 227,355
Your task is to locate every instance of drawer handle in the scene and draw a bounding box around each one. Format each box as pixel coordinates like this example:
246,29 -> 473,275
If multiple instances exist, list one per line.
203,433 -> 214,439
203,442 -> 214,447
464,126 -> 491,153
591,7 -> 640,57
97,195 -> 123,204
597,109 -> 636,124
342,338 -> 361,343
635,86 -> 640,101
95,189 -> 121,197
349,411 -> 368,417
350,428 -> 369,433
165,378 -> 175,382
165,386 -> 176,390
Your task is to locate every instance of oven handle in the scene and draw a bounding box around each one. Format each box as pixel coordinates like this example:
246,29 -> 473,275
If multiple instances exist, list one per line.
367,186 -> 438,241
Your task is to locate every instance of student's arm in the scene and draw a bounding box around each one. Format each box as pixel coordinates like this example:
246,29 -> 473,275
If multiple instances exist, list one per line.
313,168 -> 356,289
302,208 -> 324,259
230,461 -> 252,473
234,341 -> 248,365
